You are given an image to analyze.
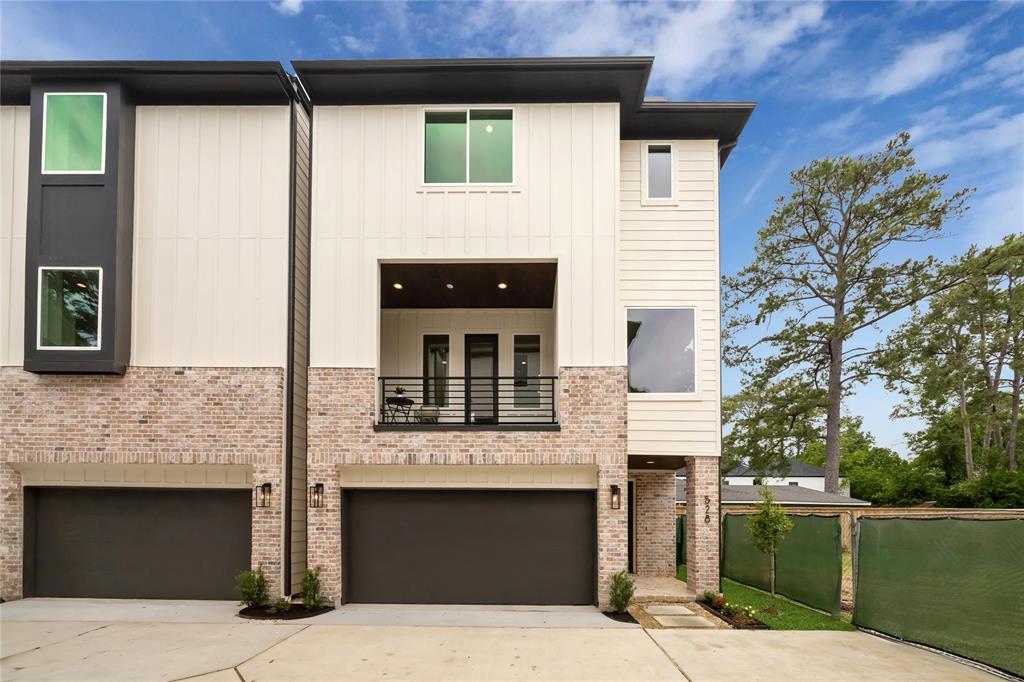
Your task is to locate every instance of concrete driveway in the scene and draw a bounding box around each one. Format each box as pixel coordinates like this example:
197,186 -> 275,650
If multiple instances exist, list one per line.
0,599 -> 1001,681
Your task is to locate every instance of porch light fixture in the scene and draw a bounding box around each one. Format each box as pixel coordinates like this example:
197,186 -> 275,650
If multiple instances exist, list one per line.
497,282 -> 508,289
309,483 -> 325,509
610,484 -> 621,510
392,282 -> 403,290
254,482 -> 272,508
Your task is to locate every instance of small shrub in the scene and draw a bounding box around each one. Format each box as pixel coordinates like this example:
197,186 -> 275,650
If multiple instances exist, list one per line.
301,566 -> 328,608
235,566 -> 269,607
701,590 -> 717,604
267,597 -> 292,615
609,570 -> 635,613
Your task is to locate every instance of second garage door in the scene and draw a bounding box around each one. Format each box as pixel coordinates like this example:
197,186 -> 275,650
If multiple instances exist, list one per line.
24,487 -> 252,599
342,489 -> 596,605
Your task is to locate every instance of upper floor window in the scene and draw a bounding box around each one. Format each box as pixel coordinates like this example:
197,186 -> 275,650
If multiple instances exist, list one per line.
38,267 -> 101,350
42,93 -> 106,174
643,143 -> 673,201
514,334 -> 541,407
424,109 -> 513,184
423,334 -> 450,407
626,307 -> 696,395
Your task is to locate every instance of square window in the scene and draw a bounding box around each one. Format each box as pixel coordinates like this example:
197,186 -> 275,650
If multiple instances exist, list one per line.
43,93 -> 106,174
626,308 -> 696,394
646,144 -> 672,199
38,268 -> 101,349
424,109 -> 513,184
513,334 -> 541,407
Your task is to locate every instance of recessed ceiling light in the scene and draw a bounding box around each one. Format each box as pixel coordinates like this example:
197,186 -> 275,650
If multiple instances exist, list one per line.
446,283 -> 454,289
646,460 -> 655,465
75,282 -> 88,289
485,124 -> 494,133
392,282 -> 403,290
497,282 -> 508,289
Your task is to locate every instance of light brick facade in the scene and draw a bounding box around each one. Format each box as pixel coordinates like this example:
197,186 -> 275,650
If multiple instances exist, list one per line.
630,470 -> 677,576
0,366 -> 286,599
684,455 -> 721,593
306,366 -> 629,608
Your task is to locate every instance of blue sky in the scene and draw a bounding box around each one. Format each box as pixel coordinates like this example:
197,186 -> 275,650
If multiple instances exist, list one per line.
3,1 -> 1022,453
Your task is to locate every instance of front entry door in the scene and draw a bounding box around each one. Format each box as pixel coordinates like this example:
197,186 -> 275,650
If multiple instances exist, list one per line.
465,334 -> 498,424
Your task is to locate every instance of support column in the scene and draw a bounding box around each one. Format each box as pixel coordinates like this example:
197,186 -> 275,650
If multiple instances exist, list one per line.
685,456 -> 720,593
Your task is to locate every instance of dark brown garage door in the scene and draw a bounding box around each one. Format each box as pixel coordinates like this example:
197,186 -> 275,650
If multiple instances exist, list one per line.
24,487 -> 251,599
342,489 -> 596,605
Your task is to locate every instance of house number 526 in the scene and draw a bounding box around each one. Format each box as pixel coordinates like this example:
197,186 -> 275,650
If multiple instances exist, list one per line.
704,495 -> 711,524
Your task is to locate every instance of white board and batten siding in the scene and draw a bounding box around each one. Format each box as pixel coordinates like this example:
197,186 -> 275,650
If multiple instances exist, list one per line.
310,103 -> 622,369
132,106 -> 291,368
0,106 -> 29,366
620,140 -> 722,458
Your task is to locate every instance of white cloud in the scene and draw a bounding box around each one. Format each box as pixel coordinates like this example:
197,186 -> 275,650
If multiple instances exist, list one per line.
948,46 -> 1024,96
813,106 -> 864,139
314,14 -> 377,55
455,1 -> 828,98
271,0 -> 304,16
864,29 -> 970,99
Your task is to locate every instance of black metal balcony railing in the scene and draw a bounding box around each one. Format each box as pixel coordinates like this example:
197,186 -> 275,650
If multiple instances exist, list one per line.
377,376 -> 558,426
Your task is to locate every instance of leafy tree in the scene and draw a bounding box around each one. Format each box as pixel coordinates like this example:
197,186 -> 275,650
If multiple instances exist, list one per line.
724,133 -> 971,493
746,487 -> 793,596
801,417 -> 907,504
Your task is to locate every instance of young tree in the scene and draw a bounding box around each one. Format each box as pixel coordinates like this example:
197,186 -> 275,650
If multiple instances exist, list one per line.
724,133 -> 971,493
746,488 -> 793,596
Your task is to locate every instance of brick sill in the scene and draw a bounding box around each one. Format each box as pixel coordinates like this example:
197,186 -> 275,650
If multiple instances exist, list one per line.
373,424 -> 561,433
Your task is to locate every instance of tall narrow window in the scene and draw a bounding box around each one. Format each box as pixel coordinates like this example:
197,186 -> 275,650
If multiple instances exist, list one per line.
469,110 -> 513,183
626,308 -> 696,394
514,334 -> 541,407
424,109 -> 513,184
38,267 -> 101,349
423,335 -> 450,406
42,93 -> 106,174
646,143 -> 672,200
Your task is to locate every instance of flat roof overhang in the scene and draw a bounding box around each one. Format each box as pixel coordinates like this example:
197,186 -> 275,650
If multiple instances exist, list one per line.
380,261 -> 556,309
628,455 -> 689,470
292,57 -> 755,165
0,61 -> 297,106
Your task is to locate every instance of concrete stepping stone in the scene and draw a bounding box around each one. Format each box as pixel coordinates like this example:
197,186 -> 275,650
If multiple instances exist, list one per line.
644,604 -> 695,616
653,614 -> 714,628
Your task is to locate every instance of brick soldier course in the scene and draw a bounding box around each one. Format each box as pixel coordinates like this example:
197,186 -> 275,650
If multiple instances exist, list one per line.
0,366 -> 285,599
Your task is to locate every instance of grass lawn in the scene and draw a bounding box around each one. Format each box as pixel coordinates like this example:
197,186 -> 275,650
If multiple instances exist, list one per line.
676,565 -> 855,631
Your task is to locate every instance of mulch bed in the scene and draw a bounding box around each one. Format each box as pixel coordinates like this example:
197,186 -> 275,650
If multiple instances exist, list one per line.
238,605 -> 334,620
603,610 -> 639,624
695,601 -> 769,629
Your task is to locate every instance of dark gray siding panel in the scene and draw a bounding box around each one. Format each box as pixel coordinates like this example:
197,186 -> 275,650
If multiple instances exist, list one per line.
286,100 -> 311,595
24,487 -> 251,599
342,489 -> 597,605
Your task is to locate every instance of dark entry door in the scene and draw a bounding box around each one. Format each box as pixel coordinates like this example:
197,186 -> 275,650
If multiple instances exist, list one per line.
465,334 -> 498,424
23,487 -> 251,599
342,489 -> 596,605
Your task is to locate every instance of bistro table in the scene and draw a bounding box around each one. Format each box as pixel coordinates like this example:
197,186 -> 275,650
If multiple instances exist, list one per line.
383,396 -> 415,423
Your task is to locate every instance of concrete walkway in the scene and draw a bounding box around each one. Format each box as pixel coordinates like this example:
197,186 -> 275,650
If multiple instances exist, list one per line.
0,599 -> 1002,681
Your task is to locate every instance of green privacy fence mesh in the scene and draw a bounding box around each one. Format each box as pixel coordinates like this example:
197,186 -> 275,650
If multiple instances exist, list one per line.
722,514 -> 842,614
676,515 -> 687,565
854,518 -> 1024,677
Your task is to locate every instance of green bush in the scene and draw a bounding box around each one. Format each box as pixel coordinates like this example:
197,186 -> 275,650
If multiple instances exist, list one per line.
301,566 -> 328,608
235,566 -> 269,607
267,597 -> 292,614
609,570 -> 634,613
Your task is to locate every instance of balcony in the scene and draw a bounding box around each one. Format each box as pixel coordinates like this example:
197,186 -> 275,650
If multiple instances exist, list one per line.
377,376 -> 559,429
376,261 -> 559,431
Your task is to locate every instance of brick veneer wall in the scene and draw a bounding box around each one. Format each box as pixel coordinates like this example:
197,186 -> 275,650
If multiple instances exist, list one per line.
0,366 -> 285,599
684,455 -> 721,593
306,366 -> 629,609
630,470 -> 676,576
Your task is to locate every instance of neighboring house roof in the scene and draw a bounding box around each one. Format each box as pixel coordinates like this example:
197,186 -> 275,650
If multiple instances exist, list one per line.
291,57 -> 755,165
0,61 -> 298,106
676,482 -> 870,507
726,460 -> 827,478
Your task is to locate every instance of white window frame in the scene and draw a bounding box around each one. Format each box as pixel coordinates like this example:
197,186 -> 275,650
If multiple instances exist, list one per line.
640,141 -> 675,205
36,266 -> 103,351
422,106 -> 516,187
626,305 -> 699,399
41,92 -> 108,175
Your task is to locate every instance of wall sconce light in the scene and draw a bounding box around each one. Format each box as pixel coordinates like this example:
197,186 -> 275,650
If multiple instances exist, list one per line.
309,483 -> 325,509
254,482 -> 272,508
610,484 -> 621,510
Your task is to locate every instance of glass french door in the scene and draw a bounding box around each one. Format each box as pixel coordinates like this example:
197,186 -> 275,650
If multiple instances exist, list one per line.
465,334 -> 498,424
